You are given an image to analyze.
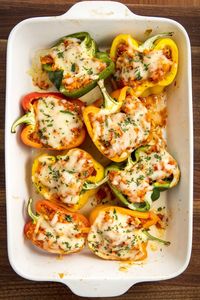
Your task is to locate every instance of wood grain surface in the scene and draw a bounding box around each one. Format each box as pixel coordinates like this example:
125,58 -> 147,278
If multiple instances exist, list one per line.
0,0 -> 200,299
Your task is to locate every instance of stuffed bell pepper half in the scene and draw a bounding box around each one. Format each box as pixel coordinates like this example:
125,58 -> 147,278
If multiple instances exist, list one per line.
11,92 -> 86,150
24,198 -> 90,254
105,145 -> 180,211
83,80 -> 151,162
88,205 -> 170,261
110,32 -> 178,96
32,148 -> 107,211
38,32 -> 114,97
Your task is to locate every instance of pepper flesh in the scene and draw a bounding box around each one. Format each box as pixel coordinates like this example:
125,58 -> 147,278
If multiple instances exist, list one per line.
11,92 -> 86,150
105,145 -> 180,211
40,32 -> 115,98
110,33 -> 178,96
32,148 -> 105,211
83,80 -> 151,162
88,205 -> 169,261
24,198 -> 90,254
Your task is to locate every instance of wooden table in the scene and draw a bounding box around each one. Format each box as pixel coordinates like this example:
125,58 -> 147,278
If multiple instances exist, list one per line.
0,0 -> 199,299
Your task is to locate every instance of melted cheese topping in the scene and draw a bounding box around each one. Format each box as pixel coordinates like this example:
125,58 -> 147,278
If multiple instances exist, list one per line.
115,46 -> 173,86
29,49 -> 53,90
91,95 -> 151,158
108,148 -> 179,203
140,93 -> 167,129
88,209 -> 147,260
34,149 -> 94,205
35,96 -> 83,149
34,213 -> 85,253
47,38 -> 106,90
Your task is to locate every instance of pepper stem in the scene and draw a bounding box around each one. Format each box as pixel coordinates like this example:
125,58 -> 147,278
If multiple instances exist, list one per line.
138,32 -> 174,52
80,34 -> 96,57
142,229 -> 170,246
28,198 -> 39,224
83,176 -> 108,190
128,201 -> 151,212
11,108 -> 35,133
126,155 -> 135,170
97,80 -> 119,112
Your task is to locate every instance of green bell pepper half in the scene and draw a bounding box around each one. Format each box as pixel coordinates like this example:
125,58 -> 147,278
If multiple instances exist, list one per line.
42,32 -> 115,98
105,164 -> 151,212
105,145 -> 180,211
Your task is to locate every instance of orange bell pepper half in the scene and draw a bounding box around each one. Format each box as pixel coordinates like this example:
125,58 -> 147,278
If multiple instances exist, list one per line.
11,92 -> 86,150
24,198 -> 90,254
87,205 -> 170,261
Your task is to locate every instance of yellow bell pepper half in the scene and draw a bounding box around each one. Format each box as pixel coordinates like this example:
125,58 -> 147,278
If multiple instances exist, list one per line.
32,148 -> 105,211
88,205 -> 170,261
83,80 -> 150,162
89,205 -> 160,228
110,32 -> 178,96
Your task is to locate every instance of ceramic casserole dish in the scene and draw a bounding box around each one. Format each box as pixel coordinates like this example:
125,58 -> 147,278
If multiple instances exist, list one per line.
5,1 -> 193,297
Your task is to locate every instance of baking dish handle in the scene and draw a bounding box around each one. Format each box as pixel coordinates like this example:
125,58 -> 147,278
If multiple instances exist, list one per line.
61,1 -> 136,19
62,279 -> 138,297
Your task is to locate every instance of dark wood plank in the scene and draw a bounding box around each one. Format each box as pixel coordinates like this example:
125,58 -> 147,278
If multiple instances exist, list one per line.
0,1 -> 200,299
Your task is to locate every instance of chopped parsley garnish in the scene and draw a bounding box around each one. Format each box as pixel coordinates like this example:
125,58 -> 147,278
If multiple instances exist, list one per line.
71,63 -> 76,72
42,112 -> 51,118
65,215 -> 73,222
46,231 -> 53,238
83,66 -> 93,75
143,63 -> 150,71
154,154 -> 162,160
135,70 -> 142,81
82,170 -> 88,177
114,131 -> 120,138
57,51 -> 64,58
87,68 -> 93,75
62,242 -> 72,249
113,209 -> 118,220
146,168 -> 153,176
60,110 -> 74,115
105,118 -> 108,127
136,175 -> 145,186
145,156 -> 151,161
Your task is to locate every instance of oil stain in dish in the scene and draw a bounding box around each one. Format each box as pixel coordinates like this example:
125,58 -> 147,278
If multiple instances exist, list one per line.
118,260 -> 145,272
144,29 -> 153,36
58,273 -> 64,279
56,254 -> 64,260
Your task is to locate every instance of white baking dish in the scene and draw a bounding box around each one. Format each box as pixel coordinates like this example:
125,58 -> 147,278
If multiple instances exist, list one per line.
5,1 -> 193,297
